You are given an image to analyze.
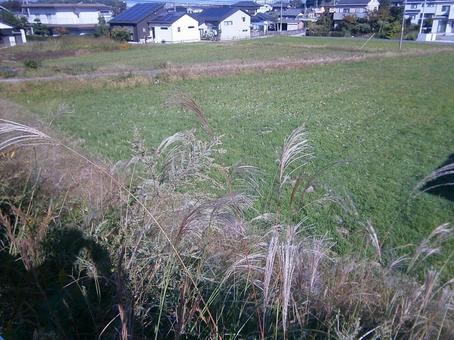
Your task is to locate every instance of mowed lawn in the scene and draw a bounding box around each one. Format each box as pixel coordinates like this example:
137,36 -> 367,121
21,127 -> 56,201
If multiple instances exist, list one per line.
1,50 -> 453,270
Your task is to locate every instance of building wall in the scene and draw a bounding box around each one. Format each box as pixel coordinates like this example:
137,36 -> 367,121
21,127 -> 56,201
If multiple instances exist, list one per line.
219,10 -> 250,40
333,0 -> 380,19
26,8 -> 111,25
153,15 -> 200,43
405,0 -> 454,25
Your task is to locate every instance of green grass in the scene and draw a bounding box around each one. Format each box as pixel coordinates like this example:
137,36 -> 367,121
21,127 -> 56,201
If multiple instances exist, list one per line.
28,36 -> 451,74
2,48 -> 453,272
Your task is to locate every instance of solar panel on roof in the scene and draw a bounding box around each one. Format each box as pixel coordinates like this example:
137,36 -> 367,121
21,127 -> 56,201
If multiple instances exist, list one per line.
149,12 -> 186,25
109,3 -> 165,24
194,7 -> 243,24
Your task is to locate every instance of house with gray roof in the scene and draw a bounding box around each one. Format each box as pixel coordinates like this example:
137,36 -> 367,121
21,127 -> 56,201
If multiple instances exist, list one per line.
332,0 -> 380,21
232,1 -> 261,15
22,3 -> 112,35
0,5 -> 26,46
194,7 -> 251,40
109,3 -> 165,42
148,12 -> 200,43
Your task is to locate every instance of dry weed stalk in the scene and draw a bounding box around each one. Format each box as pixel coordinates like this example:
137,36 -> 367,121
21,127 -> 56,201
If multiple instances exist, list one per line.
166,92 -> 213,136
278,125 -> 312,188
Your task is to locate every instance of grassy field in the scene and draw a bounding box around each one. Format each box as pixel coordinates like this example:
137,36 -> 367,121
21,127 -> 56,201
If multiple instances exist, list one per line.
2,46 -> 453,269
1,36 -> 454,338
1,35 -> 450,77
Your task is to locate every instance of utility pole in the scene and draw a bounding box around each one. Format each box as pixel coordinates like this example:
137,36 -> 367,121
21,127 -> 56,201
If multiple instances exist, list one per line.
280,1 -> 283,32
418,0 -> 427,35
399,0 -> 407,50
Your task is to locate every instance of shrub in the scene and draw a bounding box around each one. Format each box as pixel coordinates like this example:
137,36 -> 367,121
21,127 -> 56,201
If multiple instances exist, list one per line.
111,27 -> 131,41
306,23 -> 330,36
32,18 -> 49,37
352,23 -> 372,35
23,59 -> 41,69
405,31 -> 418,40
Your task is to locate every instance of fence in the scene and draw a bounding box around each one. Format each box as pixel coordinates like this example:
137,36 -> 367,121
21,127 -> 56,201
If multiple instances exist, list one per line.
251,29 -> 306,38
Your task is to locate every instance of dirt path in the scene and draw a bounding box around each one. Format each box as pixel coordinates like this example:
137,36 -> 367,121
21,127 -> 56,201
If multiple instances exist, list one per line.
1,48 -> 453,84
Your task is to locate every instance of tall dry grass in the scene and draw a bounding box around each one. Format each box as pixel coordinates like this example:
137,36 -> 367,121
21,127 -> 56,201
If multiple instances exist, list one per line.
0,98 -> 453,339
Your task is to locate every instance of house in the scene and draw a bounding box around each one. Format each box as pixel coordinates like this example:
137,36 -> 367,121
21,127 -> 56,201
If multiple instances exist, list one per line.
22,3 -> 112,35
332,0 -> 380,21
274,8 -> 305,30
251,12 -> 276,32
0,21 -> 26,47
232,1 -> 261,15
194,7 -> 251,41
0,5 -> 26,46
148,12 -> 200,43
404,0 -> 454,41
109,3 -> 165,43
404,0 -> 436,25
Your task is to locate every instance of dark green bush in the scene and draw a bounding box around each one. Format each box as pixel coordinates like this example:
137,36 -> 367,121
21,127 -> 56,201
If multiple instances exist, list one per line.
23,59 -> 41,69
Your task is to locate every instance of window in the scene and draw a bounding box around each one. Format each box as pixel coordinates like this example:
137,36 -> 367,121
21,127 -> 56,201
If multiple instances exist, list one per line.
441,5 -> 450,12
343,8 -> 350,13
188,25 -> 195,29
242,29 -> 248,32
427,3 -> 434,7
161,27 -> 168,30
177,27 -> 181,32
242,16 -> 245,22
224,20 -> 233,26
411,4 -> 418,9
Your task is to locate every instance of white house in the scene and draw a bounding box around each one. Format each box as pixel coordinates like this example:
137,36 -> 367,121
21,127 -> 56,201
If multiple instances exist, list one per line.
404,0 -> 454,41
22,3 -> 112,35
195,7 -> 251,41
148,12 -> 200,43
0,22 -> 26,47
333,0 -> 380,21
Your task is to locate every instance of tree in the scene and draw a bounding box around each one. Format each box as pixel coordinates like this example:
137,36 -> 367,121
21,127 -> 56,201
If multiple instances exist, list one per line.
32,19 -> 50,36
0,8 -> 28,29
95,15 -> 109,37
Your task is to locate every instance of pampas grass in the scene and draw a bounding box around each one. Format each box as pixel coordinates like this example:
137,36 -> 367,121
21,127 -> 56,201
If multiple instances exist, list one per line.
278,125 -> 312,188
1,114 -> 453,339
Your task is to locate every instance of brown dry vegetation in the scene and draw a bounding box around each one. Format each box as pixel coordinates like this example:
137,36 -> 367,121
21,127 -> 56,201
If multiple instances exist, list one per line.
0,99 -> 118,209
0,96 -> 453,338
